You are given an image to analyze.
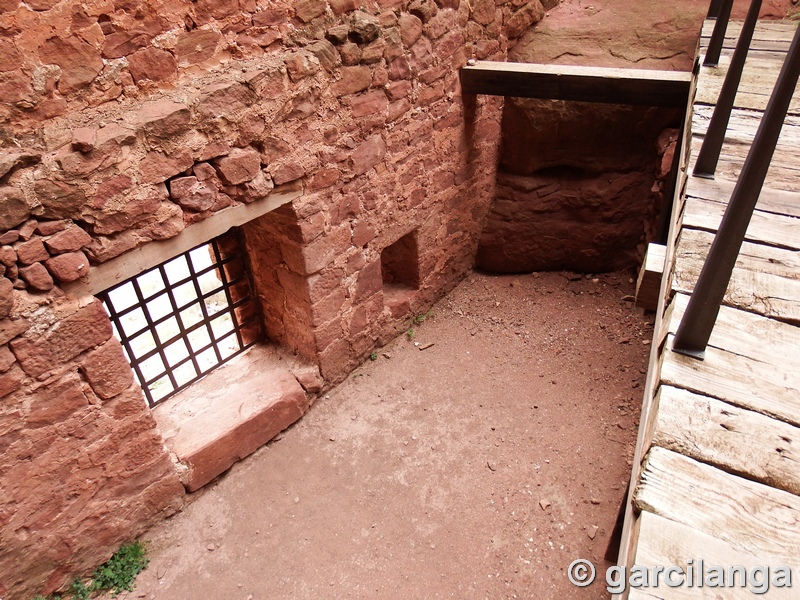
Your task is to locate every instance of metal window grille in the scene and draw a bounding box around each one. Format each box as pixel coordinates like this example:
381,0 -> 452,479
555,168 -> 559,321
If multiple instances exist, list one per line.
98,232 -> 258,407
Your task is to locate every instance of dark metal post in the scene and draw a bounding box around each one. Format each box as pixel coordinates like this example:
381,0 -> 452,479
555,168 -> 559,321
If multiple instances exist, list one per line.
673,21 -> 800,359
707,0 -> 725,18
695,0 -> 763,178
705,0 -> 735,67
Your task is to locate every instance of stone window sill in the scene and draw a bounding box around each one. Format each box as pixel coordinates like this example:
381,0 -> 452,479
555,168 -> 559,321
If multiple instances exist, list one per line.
153,343 -> 322,492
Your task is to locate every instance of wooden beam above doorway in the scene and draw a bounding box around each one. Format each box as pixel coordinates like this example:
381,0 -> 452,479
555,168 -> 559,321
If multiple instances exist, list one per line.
460,61 -> 693,107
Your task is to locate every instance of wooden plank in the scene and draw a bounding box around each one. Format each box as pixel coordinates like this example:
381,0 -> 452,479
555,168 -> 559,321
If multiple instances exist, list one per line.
630,511 -> 798,600
685,176 -> 800,218
673,228 -> 800,322
635,243 -> 666,311
661,334 -> 800,427
690,108 -> 800,190
64,184 -> 301,298
701,20 -> 798,42
666,293 -> 800,369
459,61 -> 692,107
683,195 -> 800,250
649,385 -> 800,495
612,48 -> 701,592
695,59 -> 800,114
634,447 -> 800,567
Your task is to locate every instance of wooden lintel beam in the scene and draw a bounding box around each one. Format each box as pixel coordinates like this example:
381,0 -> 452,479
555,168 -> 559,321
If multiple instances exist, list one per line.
460,61 -> 693,107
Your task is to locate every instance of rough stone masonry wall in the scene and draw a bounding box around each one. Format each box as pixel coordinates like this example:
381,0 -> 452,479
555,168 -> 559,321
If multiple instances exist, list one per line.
0,0 -> 549,596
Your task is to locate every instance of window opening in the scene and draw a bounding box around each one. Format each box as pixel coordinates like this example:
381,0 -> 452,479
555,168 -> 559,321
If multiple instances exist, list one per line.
98,231 -> 259,407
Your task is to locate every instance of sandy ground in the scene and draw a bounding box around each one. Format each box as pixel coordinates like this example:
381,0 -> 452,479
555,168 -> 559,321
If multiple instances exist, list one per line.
117,271 -> 652,600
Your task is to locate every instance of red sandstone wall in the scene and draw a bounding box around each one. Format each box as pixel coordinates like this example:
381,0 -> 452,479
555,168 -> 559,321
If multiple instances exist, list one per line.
0,0 -> 543,595
476,100 -> 681,273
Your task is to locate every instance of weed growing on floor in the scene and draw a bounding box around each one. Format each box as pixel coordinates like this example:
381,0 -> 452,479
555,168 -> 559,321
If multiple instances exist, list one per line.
31,542 -> 149,600
91,542 -> 149,594
406,310 -> 434,341
369,352 -> 378,361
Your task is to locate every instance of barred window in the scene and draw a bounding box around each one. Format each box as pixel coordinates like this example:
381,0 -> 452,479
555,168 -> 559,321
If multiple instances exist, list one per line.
98,231 -> 259,407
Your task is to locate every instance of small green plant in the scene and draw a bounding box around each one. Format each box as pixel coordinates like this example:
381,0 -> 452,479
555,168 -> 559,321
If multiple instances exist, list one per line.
91,542 -> 149,595
412,310 -> 434,325
69,579 -> 91,600
406,327 -> 415,340
369,352 -> 378,361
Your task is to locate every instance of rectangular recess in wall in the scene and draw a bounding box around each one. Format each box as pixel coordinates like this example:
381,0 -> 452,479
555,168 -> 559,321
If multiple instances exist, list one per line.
381,230 -> 421,292
97,230 -> 259,407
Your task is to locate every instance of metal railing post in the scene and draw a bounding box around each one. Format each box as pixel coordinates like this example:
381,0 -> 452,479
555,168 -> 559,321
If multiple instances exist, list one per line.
694,0 -> 763,178
707,0 -> 725,18
704,0 -> 735,67
673,21 -> 800,359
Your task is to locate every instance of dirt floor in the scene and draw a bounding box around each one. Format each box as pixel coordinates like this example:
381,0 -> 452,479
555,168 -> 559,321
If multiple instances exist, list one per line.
118,270 -> 653,600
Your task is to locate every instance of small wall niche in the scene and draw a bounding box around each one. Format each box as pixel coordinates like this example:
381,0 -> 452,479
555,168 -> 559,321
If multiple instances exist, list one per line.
381,230 -> 420,291
381,230 -> 421,316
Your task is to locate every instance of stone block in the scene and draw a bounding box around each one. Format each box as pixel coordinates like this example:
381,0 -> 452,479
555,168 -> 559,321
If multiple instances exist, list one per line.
35,220 -> 67,236
155,352 -> 310,491
93,190 -> 163,235
505,0 -> 544,39
349,11 -> 381,44
388,56 -> 411,80
352,220 -> 376,247
352,89 -> 389,118
140,149 -> 194,184
44,226 -> 92,254
409,0 -> 438,22
0,231 -> 18,244
0,362 -> 23,398
308,168 -> 341,191
271,161 -> 306,185
168,176 -> 216,212
134,100 -> 191,139
311,287 -> 347,327
284,51 -> 320,82
0,316 -> 27,346
33,179 -> 87,220
174,29 -> 221,65
0,186 -> 30,232
0,345 -> 14,372
0,246 -> 15,268
45,251 -> 89,283
18,263 -> 54,292
0,277 -> 13,318
338,42 -> 362,66
24,373 -> 89,425
350,135 -> 386,176
307,40 -> 337,71
354,258 -> 382,301
332,66 -> 371,96
386,80 -> 412,100
15,237 -> 48,265
38,35 -> 103,93
128,47 -> 178,83
329,0 -> 357,15
102,30 -> 151,59
80,338 -> 134,400
398,13 -> 423,46
195,81 -> 256,120
293,224 -> 351,275
10,299 -> 111,378
294,0 -> 326,22
212,148 -> 262,185
71,127 -> 96,153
